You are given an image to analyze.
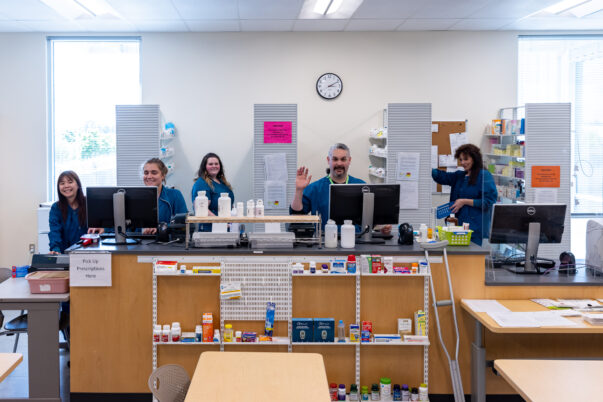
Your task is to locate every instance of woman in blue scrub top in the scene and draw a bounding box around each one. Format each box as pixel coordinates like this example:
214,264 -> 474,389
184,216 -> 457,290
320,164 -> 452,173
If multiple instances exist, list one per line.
142,158 -> 188,234
431,144 -> 497,246
191,153 -> 235,231
49,170 -> 103,254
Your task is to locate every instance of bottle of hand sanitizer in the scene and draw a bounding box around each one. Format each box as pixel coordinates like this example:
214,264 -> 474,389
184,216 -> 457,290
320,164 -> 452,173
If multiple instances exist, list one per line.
194,191 -> 208,217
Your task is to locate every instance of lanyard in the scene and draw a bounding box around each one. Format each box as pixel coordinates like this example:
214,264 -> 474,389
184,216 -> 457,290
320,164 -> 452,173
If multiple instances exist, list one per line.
328,175 -> 349,184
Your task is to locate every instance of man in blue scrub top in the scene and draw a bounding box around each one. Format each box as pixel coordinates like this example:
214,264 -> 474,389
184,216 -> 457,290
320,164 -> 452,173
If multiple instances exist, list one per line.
289,143 -> 365,228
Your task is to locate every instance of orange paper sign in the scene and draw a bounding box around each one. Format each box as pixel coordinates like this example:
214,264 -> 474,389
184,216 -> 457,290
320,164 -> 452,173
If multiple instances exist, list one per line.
532,166 -> 560,188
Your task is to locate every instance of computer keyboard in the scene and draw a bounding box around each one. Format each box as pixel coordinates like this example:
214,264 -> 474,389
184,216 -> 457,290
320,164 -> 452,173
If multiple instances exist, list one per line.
100,233 -> 156,240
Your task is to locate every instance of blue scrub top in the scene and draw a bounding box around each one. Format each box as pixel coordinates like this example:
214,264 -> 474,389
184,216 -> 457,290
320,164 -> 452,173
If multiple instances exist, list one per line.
48,202 -> 87,253
158,186 -> 188,223
191,178 -> 235,231
431,168 -> 497,245
289,175 -> 365,228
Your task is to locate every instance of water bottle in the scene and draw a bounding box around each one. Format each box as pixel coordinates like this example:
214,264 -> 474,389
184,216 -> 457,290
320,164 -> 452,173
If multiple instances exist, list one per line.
325,219 -> 338,248
218,193 -> 231,217
341,220 -> 355,248
194,191 -> 209,217
338,319 -> 346,342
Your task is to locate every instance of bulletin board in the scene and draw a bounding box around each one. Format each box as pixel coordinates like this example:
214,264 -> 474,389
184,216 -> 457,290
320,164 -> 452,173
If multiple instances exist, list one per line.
432,121 -> 466,193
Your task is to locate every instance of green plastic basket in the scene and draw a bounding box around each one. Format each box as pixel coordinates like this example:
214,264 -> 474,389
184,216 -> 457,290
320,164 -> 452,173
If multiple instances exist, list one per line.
437,226 -> 473,246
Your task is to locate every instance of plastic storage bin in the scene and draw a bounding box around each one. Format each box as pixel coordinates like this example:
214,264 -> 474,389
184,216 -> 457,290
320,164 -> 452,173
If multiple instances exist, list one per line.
26,271 -> 69,294
437,226 -> 473,246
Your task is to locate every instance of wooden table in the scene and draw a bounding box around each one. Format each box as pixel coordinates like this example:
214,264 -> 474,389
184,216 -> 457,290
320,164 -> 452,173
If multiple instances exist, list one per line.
494,359 -> 603,402
184,351 -> 331,402
0,353 -> 23,383
461,299 -> 603,402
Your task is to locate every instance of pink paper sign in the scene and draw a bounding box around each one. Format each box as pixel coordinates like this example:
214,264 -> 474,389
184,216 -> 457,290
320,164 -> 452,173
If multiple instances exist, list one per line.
264,121 -> 292,144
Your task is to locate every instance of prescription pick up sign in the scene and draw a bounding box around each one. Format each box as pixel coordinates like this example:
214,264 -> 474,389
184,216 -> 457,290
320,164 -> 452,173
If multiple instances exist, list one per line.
69,253 -> 112,287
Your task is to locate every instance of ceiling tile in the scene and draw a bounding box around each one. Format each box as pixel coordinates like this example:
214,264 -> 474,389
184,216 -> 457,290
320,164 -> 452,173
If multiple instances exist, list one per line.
21,19 -> 84,32
469,0 -> 560,19
0,20 -> 32,31
398,18 -> 459,30
353,0 -> 423,19
239,19 -> 295,31
75,18 -> 137,32
345,18 -> 404,31
293,19 -> 348,31
412,0 -> 491,19
0,0 -> 63,20
131,20 -> 189,32
450,18 -> 516,30
185,19 -> 240,31
172,0 -> 238,19
105,0 -> 180,20
238,0 -> 303,19
505,15 -> 603,29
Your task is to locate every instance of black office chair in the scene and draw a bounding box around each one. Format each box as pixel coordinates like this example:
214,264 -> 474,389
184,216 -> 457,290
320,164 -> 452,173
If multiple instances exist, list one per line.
0,267 -> 70,352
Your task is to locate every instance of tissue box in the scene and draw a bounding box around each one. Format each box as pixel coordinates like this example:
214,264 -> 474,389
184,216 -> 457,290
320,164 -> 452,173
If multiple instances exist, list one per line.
313,318 -> 334,342
292,318 -> 314,342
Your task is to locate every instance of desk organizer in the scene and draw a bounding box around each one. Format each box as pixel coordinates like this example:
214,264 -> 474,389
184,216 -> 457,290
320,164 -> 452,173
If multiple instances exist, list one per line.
26,271 -> 69,294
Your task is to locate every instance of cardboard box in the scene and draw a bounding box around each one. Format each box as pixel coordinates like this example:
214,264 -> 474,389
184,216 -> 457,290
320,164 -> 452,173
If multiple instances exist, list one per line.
202,312 -> 213,343
292,318 -> 313,342
313,318 -> 334,342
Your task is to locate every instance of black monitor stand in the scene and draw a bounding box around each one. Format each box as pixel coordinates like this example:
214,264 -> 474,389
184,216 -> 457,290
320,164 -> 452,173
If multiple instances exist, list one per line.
506,222 -> 550,275
356,192 -> 385,245
102,189 -> 137,245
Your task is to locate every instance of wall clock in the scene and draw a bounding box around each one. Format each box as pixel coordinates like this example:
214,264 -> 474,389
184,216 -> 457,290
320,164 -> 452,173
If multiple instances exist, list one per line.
316,73 -> 343,100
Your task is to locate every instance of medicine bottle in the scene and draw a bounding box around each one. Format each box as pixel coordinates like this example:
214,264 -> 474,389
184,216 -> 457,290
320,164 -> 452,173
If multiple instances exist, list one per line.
161,325 -> 170,342
236,202 -> 245,217
349,384 -> 359,401
235,331 -> 242,342
255,199 -> 264,217
347,255 -> 357,274
341,220 -> 355,249
153,325 -> 161,342
218,193 -> 231,217
338,384 -> 346,401
410,388 -> 418,401
418,384 -> 428,401
246,199 -> 255,217
401,384 -> 410,401
171,323 -> 181,343
194,191 -> 209,217
337,320 -> 346,342
324,219 -> 338,248
393,384 -> 402,401
195,325 -> 202,342
361,386 -> 369,401
370,383 -> 380,400
380,377 -> 391,401
329,383 -> 338,400
309,261 -> 316,274
224,324 -> 233,342
446,213 -> 458,227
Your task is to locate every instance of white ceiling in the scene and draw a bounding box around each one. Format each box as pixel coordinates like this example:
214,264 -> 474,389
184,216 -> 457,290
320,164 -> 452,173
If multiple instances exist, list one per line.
0,0 -> 602,33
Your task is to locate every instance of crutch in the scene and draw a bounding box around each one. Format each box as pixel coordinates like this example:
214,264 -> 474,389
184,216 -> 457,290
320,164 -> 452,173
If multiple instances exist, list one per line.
421,240 -> 465,402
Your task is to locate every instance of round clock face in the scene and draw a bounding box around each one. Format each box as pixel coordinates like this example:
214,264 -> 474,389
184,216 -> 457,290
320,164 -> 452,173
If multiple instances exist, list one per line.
316,73 -> 343,100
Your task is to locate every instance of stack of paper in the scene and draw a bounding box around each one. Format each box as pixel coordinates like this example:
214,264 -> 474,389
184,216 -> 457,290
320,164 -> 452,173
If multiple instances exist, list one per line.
582,313 -> 603,325
487,311 -> 578,328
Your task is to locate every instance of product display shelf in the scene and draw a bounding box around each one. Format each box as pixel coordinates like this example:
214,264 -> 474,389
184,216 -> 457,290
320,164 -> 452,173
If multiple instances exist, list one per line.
491,174 -> 523,181
360,272 -> 431,277
292,271 -> 359,277
292,337 -> 354,346
360,339 -> 430,346
483,153 -> 524,161
222,336 -> 290,346
368,125 -> 387,184
153,341 -> 220,346
154,271 -> 221,277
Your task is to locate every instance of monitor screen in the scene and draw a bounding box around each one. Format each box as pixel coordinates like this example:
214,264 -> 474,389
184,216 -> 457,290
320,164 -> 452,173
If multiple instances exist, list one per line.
489,203 -> 566,244
329,184 -> 400,226
87,186 -> 158,229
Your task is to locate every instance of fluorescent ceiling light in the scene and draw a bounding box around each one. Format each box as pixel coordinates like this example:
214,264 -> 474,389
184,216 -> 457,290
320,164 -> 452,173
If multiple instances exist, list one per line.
566,0 -> 603,17
41,0 -> 122,20
300,0 -> 363,19
544,0 -> 590,14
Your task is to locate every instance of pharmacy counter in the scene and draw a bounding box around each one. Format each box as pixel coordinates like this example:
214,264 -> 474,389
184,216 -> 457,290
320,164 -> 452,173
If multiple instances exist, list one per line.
68,242 -> 602,401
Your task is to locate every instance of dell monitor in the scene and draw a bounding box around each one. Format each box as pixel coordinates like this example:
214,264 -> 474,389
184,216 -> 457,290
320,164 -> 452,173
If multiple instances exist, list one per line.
329,184 -> 400,244
489,203 -> 566,274
87,186 -> 158,245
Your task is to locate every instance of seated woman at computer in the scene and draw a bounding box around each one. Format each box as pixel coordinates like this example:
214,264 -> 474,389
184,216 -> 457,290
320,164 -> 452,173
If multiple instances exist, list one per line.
49,170 -> 104,254
191,152 -> 235,231
142,158 -> 188,234
431,144 -> 497,246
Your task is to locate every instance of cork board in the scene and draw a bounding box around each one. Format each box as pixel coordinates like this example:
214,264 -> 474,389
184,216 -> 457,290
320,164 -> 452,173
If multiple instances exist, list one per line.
432,121 -> 466,193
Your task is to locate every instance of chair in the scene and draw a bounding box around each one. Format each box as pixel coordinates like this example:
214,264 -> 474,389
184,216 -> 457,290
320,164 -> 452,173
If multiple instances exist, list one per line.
148,364 -> 191,402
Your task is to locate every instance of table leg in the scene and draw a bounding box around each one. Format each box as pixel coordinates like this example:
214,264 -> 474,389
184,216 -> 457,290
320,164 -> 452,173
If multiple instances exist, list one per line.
28,302 -> 62,402
471,320 -> 486,402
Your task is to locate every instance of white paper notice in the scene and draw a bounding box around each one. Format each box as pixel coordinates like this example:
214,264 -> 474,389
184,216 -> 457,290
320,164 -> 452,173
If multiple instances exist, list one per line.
397,152 -> 420,181
534,188 -> 558,203
487,312 -> 541,328
264,153 -> 288,182
70,252 -> 112,287
439,154 -> 457,167
431,123 -> 439,133
399,181 -> 419,209
264,180 -> 287,209
431,146 -> 438,169
463,299 -> 510,313
528,311 -> 578,327
449,132 -> 468,156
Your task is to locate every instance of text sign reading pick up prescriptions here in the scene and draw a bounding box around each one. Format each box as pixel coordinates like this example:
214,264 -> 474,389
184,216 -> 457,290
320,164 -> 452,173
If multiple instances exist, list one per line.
69,253 -> 112,287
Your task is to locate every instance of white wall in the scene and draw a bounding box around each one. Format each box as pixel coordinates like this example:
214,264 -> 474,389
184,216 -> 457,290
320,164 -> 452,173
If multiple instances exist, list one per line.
0,31 -> 518,267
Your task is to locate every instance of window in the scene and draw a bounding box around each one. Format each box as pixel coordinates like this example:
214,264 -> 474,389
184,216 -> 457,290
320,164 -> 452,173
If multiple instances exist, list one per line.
518,36 -> 603,258
48,37 -> 141,200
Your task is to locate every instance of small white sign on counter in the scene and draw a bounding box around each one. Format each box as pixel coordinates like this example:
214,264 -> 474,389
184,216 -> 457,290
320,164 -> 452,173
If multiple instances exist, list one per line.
70,253 -> 112,287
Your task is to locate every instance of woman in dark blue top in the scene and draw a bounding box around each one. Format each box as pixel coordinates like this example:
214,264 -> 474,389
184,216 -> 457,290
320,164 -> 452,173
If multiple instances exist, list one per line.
142,158 -> 188,234
191,153 -> 235,231
49,171 -> 103,254
431,144 -> 497,246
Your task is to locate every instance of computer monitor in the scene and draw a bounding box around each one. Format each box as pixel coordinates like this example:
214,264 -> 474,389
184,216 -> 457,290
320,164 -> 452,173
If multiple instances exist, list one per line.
489,203 -> 566,273
329,184 -> 400,244
87,186 -> 158,245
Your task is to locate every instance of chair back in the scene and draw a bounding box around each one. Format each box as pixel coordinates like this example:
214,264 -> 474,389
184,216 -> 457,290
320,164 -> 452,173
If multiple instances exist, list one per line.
148,364 -> 191,402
